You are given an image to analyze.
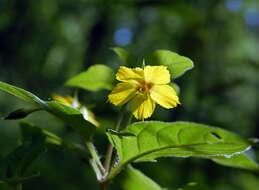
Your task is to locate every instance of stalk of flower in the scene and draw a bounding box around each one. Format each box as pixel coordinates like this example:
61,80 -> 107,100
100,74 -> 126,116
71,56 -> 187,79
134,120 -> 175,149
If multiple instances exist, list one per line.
108,65 -> 180,120
52,94 -> 100,127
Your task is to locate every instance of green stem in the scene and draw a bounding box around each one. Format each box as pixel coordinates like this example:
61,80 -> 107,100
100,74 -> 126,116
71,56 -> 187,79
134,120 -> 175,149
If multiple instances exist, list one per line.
127,114 -> 133,127
85,141 -> 105,177
103,107 -> 124,172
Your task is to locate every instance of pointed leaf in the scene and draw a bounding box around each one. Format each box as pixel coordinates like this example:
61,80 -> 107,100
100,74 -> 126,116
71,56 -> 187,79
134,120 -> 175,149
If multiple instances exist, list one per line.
0,81 -> 96,140
117,165 -> 165,190
5,108 -> 42,120
212,152 -> 259,171
111,47 -> 137,67
65,64 -> 116,91
106,121 -> 250,181
141,50 -> 194,78
0,81 -> 45,107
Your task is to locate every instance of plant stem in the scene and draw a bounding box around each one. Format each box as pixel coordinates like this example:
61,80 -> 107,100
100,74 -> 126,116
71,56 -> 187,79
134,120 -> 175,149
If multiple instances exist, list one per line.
127,114 -> 133,126
85,141 -> 105,176
103,107 -> 124,172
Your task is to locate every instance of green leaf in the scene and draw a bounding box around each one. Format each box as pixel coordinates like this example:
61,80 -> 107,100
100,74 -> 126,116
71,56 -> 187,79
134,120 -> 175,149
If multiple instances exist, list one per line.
212,152 -> 259,171
141,50 -> 194,78
45,101 -> 96,140
117,165 -> 165,190
106,121 -> 250,181
0,81 -> 96,140
0,81 -> 45,107
4,108 -> 42,120
65,64 -> 116,91
111,47 -> 137,67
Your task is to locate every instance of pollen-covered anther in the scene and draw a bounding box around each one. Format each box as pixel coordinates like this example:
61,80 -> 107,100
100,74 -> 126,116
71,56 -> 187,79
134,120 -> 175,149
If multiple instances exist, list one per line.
136,81 -> 151,94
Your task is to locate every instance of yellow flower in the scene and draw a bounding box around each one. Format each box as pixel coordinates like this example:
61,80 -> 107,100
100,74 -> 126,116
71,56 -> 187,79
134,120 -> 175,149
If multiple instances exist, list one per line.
108,65 -> 180,120
52,94 -> 100,127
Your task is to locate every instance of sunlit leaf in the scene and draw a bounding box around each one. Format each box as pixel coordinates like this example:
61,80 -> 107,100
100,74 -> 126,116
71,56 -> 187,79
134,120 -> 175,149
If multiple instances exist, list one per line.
111,47 -> 137,67
117,165 -> 165,190
0,81 -> 96,140
0,81 -> 45,107
65,64 -> 116,91
212,152 -> 259,171
106,121 -> 250,181
141,50 -> 194,78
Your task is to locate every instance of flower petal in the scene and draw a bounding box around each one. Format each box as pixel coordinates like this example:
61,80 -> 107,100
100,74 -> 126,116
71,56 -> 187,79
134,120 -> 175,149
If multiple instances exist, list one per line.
108,82 -> 136,106
80,107 -> 100,127
130,94 -> 156,120
150,85 -> 180,109
116,66 -> 144,84
52,94 -> 73,106
144,65 -> 170,84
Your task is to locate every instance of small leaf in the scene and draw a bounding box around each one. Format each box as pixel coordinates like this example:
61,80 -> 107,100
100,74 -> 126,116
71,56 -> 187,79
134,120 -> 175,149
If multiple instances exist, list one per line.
65,64 -> 116,91
5,108 -> 42,120
141,50 -> 194,78
117,165 -> 164,190
111,47 -> 137,67
106,121 -> 250,181
212,152 -> 259,171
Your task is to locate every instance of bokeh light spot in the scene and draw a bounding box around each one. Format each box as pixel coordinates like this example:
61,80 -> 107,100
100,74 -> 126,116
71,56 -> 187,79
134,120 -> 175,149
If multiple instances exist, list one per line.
244,8 -> 259,26
225,0 -> 243,12
113,28 -> 132,46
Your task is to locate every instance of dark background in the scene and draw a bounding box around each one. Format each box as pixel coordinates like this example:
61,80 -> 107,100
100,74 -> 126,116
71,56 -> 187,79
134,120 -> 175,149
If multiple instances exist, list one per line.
0,0 -> 259,189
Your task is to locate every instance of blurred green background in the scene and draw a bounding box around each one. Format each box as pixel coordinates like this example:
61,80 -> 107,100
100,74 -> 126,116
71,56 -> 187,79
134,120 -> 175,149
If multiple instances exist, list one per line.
1,0 -> 259,189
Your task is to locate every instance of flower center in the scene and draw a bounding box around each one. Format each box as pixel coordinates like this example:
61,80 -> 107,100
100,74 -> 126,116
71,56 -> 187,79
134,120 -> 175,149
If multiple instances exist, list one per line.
136,81 -> 151,96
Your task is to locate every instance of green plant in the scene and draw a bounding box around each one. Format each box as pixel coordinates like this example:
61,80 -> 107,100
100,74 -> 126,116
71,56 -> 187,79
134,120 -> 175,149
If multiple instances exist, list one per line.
0,48 -> 258,190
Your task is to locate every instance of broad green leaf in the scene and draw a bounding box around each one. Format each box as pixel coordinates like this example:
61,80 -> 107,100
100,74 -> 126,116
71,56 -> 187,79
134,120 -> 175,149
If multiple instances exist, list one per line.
212,153 -> 259,171
0,81 -> 45,107
65,64 -> 115,91
117,165 -> 165,190
106,121 -> 250,181
0,81 -> 96,140
111,47 -> 137,67
5,108 -> 42,120
141,50 -> 194,78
